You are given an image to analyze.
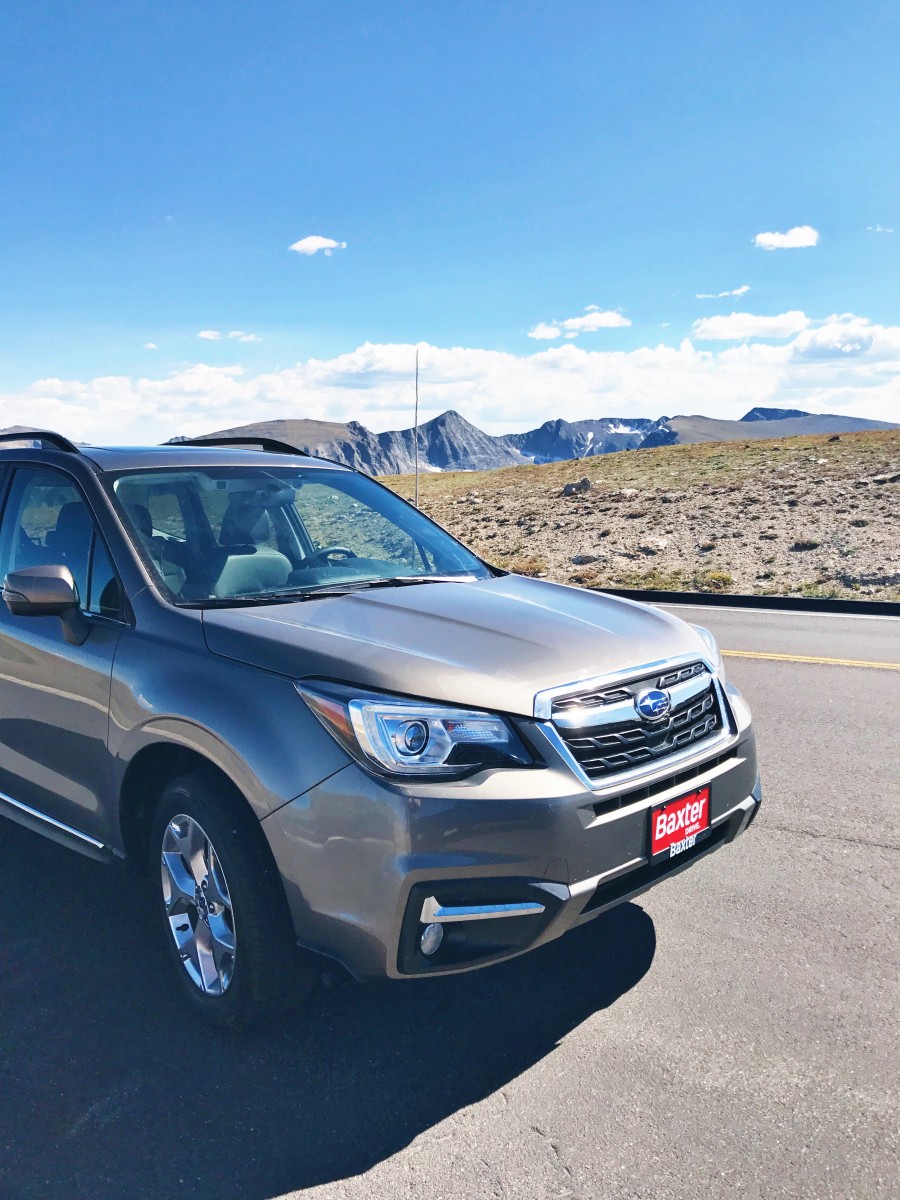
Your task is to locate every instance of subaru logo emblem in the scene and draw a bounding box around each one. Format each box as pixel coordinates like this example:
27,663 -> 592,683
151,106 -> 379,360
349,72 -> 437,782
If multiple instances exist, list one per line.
635,688 -> 671,721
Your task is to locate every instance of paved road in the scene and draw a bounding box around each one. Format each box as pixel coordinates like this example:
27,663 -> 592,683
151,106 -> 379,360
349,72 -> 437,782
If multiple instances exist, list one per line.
0,610 -> 897,1200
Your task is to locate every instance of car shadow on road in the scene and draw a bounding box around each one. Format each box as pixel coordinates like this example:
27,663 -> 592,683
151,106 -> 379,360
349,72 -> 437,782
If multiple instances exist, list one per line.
0,822 -> 656,1200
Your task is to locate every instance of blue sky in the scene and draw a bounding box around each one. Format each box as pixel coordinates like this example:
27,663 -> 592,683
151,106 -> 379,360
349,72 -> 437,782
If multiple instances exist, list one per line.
1,1 -> 897,441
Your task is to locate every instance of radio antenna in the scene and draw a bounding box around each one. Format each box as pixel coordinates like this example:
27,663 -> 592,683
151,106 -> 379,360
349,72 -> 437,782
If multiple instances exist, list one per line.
414,347 -> 420,508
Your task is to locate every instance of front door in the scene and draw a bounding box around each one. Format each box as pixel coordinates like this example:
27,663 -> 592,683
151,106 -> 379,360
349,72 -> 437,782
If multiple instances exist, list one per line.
0,467 -> 125,845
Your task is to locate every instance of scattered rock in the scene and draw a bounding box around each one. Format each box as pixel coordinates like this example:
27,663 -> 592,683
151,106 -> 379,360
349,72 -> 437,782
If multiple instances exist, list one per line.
416,431 -> 897,601
827,435 -> 840,442
561,477 -> 593,496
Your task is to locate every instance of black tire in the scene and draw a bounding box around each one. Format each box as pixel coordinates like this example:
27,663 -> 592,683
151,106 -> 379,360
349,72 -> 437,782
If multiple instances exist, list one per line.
148,768 -> 314,1029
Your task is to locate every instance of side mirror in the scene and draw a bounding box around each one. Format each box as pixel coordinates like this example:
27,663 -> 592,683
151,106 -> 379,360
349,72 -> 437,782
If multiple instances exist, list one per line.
3,565 -> 90,645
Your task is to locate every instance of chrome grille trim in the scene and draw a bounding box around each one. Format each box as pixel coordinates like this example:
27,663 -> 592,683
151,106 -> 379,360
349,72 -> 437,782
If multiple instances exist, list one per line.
534,656 -> 736,793
533,653 -> 713,720
552,670 -> 711,731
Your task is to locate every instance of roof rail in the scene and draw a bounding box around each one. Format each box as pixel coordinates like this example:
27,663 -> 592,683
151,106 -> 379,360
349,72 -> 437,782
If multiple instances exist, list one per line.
0,429 -> 81,454
164,436 -> 309,457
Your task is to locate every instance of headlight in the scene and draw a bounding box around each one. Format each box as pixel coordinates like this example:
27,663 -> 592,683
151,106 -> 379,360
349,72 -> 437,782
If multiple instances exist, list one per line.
295,680 -> 534,778
692,624 -> 726,681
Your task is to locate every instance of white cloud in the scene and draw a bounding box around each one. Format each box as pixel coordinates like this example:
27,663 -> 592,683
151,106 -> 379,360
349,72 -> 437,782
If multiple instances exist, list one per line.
693,311 -> 810,340
696,284 -> 751,299
753,225 -> 819,250
866,224 -> 894,234
289,235 -> 347,256
561,310 -> 631,333
197,330 -> 222,340
227,331 -> 261,343
527,322 -> 562,340
4,317 -> 897,445
144,342 -> 158,350
791,314 -> 879,361
528,307 -> 630,340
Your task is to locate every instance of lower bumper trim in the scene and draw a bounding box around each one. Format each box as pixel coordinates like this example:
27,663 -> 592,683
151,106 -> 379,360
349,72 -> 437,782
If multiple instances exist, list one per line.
420,896 -> 547,924
396,790 -> 761,978
576,794 -> 756,918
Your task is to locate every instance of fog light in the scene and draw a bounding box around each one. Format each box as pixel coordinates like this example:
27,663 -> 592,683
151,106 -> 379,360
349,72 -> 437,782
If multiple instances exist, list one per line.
420,922 -> 444,956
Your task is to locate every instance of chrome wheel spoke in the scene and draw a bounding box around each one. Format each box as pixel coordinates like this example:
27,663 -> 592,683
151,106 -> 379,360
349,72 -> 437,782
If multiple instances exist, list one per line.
193,916 -> 220,993
205,851 -> 231,909
161,851 -> 195,913
179,818 -> 209,887
208,911 -> 236,984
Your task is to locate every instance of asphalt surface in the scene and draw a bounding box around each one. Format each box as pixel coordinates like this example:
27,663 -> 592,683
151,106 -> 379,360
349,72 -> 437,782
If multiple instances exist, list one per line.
1,608 -> 897,1200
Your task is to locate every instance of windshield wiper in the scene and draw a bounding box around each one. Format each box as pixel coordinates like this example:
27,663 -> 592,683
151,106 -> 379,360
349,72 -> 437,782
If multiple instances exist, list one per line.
280,574 -> 480,601
183,574 -> 480,608
181,593 -> 302,608
348,574 -> 479,588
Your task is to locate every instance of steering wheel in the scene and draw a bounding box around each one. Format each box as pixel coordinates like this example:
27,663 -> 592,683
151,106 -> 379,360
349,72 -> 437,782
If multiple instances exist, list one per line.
304,545 -> 359,566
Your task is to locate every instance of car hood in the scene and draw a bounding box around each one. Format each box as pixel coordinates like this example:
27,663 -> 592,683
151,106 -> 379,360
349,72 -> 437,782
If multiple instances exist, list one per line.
201,575 -> 706,718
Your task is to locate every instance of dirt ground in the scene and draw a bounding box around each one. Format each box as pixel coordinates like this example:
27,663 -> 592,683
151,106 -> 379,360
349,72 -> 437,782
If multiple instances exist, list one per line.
384,429 -> 900,601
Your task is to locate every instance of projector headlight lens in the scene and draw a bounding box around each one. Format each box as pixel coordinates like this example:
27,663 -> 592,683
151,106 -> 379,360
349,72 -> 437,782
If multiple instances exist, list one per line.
296,680 -> 533,777
397,719 -> 429,755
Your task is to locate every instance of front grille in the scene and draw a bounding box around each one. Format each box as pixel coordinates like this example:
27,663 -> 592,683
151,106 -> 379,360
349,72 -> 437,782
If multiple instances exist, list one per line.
553,662 -> 725,782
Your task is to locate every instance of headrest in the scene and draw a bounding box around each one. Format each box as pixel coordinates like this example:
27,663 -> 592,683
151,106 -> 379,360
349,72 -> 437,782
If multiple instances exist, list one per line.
51,501 -> 92,540
129,503 -> 153,538
220,502 -> 271,546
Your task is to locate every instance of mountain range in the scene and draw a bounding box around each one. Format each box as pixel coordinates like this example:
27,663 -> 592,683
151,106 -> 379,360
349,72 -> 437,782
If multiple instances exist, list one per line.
184,408 -> 898,475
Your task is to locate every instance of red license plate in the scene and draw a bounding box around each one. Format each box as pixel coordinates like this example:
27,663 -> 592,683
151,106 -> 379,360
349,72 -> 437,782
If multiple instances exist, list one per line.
650,786 -> 711,857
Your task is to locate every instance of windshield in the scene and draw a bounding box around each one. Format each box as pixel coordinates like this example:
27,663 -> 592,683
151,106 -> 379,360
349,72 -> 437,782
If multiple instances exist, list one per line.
110,465 -> 491,605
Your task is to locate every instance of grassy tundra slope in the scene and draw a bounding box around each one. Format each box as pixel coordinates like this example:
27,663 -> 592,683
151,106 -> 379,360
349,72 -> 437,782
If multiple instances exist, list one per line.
384,430 -> 900,601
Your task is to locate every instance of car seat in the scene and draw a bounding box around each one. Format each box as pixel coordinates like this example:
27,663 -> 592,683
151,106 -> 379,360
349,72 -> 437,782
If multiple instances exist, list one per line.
44,501 -> 93,601
127,503 -> 188,596
212,505 -> 292,598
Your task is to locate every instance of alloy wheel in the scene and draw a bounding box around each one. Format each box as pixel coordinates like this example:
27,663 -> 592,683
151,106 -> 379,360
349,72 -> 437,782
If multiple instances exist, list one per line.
160,814 -> 236,995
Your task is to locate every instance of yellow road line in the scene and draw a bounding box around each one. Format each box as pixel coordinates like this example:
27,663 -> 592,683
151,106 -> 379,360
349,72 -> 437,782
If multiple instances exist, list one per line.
722,649 -> 900,671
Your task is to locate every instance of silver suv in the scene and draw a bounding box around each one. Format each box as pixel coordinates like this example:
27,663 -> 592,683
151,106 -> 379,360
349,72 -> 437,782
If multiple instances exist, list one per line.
0,430 -> 760,1027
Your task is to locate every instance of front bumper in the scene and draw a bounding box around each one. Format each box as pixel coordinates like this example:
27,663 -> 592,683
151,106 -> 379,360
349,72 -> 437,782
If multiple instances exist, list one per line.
261,685 -> 760,981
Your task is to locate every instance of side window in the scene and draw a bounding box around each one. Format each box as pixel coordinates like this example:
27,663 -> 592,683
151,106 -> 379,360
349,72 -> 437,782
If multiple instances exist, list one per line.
0,468 -> 122,618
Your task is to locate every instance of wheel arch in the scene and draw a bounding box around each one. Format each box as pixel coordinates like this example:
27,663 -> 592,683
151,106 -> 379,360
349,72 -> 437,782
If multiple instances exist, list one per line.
119,743 -> 247,863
